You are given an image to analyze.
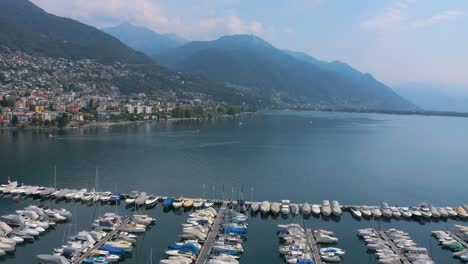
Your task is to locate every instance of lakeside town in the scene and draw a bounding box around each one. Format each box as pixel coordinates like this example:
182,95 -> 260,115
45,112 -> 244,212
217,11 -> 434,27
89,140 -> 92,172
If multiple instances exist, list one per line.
0,51 -> 252,129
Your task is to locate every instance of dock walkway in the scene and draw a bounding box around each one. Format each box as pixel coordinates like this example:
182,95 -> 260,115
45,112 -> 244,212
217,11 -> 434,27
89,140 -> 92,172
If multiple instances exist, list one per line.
195,205 -> 227,264
449,231 -> 468,248
72,216 -> 132,264
377,230 -> 411,264
306,228 -> 322,264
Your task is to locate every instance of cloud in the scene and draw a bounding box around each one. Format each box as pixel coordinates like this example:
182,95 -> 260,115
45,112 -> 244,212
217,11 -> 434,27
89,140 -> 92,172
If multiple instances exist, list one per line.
412,10 -> 464,28
31,0 -> 174,29
199,15 -> 264,38
361,1 -> 413,31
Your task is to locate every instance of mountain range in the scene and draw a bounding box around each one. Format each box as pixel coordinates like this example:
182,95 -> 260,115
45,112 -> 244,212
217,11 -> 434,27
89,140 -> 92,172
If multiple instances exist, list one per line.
0,0 -> 418,111
102,22 -> 187,57
152,35 -> 416,110
393,82 -> 468,112
0,0 -> 149,64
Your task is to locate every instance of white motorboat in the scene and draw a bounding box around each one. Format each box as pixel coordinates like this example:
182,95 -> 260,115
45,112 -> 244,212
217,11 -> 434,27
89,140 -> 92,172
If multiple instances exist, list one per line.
371,207 -> 382,218
409,207 -> 422,217
135,192 -> 148,206
311,204 -> 321,215
125,191 -> 139,205
81,192 -> 94,202
437,207 -> 448,218
204,200 -> 214,207
360,206 -> 372,218
429,205 -> 440,218
281,200 -> 291,215
100,192 -> 113,202
381,203 -> 392,218
321,200 -> 331,216
350,206 -> 362,218
260,201 -> 270,214
390,207 -> 401,218
250,202 -> 260,213
145,195 -> 159,207
172,196 -> 184,208
302,203 -> 311,215
446,207 -> 458,217
399,207 -> 412,218
271,202 -> 281,214
193,199 -> 204,208
419,203 -> 432,218
331,200 -> 342,216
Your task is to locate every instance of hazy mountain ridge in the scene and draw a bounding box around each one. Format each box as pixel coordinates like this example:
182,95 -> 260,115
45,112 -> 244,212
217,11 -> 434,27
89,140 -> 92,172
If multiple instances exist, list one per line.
154,35 -> 417,111
393,82 -> 468,112
102,22 -> 188,56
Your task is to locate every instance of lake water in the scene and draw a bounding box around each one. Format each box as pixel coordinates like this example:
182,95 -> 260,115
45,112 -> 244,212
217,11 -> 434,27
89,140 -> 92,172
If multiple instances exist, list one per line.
0,110 -> 467,263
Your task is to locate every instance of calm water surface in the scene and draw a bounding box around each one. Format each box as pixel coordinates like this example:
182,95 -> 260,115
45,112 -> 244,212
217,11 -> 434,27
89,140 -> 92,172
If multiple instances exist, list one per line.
0,110 -> 467,263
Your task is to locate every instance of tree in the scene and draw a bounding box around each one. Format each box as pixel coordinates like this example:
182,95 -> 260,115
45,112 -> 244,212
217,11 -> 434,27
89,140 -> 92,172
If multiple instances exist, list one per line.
31,117 -> 43,126
56,114 -> 70,128
11,115 -> 19,126
43,119 -> 51,127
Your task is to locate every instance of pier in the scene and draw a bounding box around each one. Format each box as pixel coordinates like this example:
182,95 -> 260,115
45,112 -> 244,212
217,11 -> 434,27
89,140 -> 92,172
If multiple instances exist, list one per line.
306,228 -> 323,264
449,231 -> 468,248
72,216 -> 132,264
195,204 -> 227,264
377,230 -> 411,264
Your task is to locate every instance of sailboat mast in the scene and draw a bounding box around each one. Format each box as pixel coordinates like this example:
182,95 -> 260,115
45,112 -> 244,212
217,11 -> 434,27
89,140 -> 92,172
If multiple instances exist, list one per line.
54,165 -> 57,188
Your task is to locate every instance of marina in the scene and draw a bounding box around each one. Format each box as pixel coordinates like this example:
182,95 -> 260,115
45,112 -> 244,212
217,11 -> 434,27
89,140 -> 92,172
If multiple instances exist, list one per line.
195,205 -> 226,264
2,181 -> 467,223
1,112 -> 468,263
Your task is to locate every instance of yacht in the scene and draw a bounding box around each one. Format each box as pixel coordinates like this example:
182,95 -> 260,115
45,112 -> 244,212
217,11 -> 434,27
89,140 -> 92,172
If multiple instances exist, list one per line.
360,206 -> 372,218
290,204 -> 300,215
390,207 -> 401,218
455,206 -> 468,219
173,196 -> 184,209
193,199 -> 204,209
36,254 -> 70,264
429,205 -> 440,218
183,199 -> 194,208
271,202 -> 281,214
371,207 -> 382,218
321,200 -> 332,216
260,201 -> 271,214
204,200 -> 214,207
302,203 -> 311,216
419,203 -> 432,218
250,202 -> 260,213
437,207 -> 448,218
81,192 -> 94,202
311,204 -> 321,215
381,203 -> 392,218
409,207 -> 422,217
399,207 -> 412,218
350,206 -> 362,219
281,200 -> 291,215
125,191 -> 139,205
145,195 -> 158,207
99,192 -> 113,202
446,207 -> 458,217
331,200 -> 342,216
163,197 -> 174,207
135,192 -> 148,206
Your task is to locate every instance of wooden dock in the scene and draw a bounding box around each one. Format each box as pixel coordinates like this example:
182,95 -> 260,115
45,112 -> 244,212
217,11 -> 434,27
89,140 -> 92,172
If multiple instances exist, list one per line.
450,231 -> 468,248
72,216 -> 132,264
195,205 -> 227,264
306,228 -> 322,264
377,230 -> 411,264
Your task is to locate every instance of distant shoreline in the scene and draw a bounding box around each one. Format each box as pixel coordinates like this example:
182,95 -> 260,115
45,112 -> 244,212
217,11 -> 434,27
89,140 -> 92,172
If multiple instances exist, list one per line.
274,108 -> 468,118
0,112 -> 254,131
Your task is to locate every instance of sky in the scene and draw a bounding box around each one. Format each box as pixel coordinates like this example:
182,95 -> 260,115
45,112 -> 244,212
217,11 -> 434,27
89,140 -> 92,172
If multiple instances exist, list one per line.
31,0 -> 468,93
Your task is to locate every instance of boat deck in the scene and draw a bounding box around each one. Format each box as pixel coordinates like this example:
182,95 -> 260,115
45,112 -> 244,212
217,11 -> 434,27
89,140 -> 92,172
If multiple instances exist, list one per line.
195,204 -> 227,264
377,230 -> 411,264
72,216 -> 132,264
305,228 -> 323,264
